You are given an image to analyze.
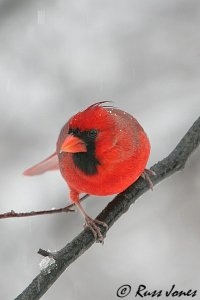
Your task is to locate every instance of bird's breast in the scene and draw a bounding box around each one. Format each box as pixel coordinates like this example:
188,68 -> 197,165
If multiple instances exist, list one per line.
58,140 -> 150,196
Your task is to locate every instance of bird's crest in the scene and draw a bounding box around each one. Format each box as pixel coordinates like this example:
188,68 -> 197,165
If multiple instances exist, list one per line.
86,101 -> 115,111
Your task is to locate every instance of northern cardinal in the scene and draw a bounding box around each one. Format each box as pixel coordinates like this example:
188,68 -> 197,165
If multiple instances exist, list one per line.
24,102 -> 151,241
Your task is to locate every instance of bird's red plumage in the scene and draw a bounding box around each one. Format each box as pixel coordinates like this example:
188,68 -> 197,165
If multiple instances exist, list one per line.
24,102 -> 150,202
56,104 -> 150,201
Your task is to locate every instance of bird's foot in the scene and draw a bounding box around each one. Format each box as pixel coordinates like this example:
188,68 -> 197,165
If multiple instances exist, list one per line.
84,215 -> 108,243
141,168 -> 156,190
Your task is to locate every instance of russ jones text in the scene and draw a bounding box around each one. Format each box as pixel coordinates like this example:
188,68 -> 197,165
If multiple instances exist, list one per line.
116,284 -> 197,298
135,284 -> 197,298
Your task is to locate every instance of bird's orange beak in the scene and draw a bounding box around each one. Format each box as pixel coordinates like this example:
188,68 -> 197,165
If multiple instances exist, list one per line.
60,135 -> 87,153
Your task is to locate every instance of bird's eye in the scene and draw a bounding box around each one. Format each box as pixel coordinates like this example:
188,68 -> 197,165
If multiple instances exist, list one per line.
73,128 -> 80,135
88,129 -> 98,138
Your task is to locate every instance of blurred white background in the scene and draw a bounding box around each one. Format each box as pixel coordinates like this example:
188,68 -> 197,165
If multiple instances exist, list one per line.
0,0 -> 200,299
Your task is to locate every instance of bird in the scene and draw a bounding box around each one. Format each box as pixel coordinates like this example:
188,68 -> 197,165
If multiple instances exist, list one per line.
23,101 -> 152,242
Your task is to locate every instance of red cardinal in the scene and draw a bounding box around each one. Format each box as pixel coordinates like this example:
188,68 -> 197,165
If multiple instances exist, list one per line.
24,102 -> 151,241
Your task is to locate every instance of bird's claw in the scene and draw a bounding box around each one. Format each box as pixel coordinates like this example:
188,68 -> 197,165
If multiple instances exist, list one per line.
145,168 -> 156,176
84,216 -> 108,243
141,168 -> 156,190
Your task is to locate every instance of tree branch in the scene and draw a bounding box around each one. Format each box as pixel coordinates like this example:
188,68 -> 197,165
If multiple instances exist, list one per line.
15,117 -> 200,300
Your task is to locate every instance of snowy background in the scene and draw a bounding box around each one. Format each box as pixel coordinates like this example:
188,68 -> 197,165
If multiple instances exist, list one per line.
0,0 -> 200,299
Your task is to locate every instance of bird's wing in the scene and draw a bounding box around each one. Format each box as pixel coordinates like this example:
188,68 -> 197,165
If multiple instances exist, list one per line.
23,152 -> 59,176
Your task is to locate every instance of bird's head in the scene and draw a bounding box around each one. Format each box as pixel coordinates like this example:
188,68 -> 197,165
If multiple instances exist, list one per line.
57,102 -> 117,174
59,102 -> 116,154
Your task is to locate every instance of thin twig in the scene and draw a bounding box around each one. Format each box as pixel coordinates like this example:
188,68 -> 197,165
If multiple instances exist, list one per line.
0,207 -> 74,219
14,117 -> 200,300
0,194 -> 89,219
